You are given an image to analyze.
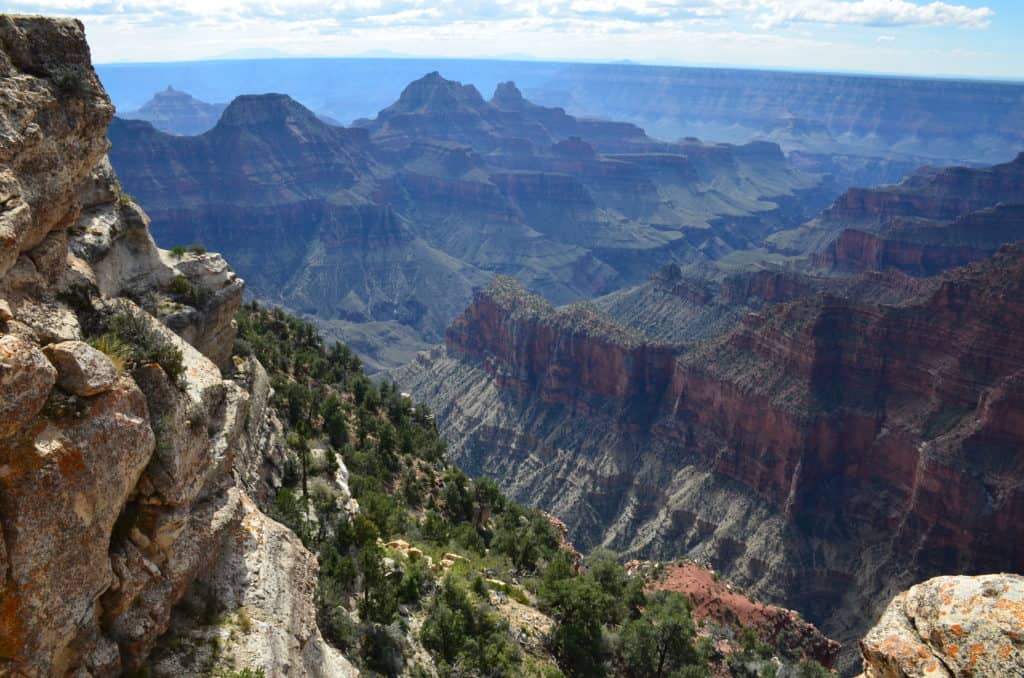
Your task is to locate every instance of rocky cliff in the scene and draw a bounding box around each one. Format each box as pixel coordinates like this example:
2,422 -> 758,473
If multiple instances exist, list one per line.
395,244 -> 1024,673
0,16 -> 354,676
108,72 -> 825,369
768,153 -> 1024,275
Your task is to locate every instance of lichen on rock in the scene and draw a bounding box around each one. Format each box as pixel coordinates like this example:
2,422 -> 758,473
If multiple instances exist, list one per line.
860,574 -> 1024,678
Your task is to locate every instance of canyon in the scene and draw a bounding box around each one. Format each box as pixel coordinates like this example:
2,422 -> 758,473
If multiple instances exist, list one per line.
108,75 -> 823,370
395,152 -> 1024,674
3,11 -> 1023,678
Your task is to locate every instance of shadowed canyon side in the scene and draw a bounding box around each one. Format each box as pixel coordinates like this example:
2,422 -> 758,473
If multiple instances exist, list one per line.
108,73 -> 826,370
769,153 -> 1024,272
0,17 -> 355,676
395,238 -> 1024,672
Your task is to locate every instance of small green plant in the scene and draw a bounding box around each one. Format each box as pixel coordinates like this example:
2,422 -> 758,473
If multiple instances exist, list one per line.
186,242 -> 207,255
237,607 -> 253,633
41,390 -> 88,419
169,274 -> 213,308
89,334 -> 132,373
49,65 -> 91,98
170,245 -> 186,258
100,307 -> 185,383
119,192 -> 135,206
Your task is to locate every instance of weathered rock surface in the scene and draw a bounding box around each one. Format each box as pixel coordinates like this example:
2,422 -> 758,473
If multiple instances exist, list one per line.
148,494 -> 358,677
0,15 -> 113,278
0,333 -> 56,437
0,16 -> 355,677
860,574 -> 1024,678
43,339 -> 117,396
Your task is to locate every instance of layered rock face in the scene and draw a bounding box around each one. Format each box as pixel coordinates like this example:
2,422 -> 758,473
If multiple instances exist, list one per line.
535,64 -> 1024,164
108,73 -> 824,369
396,245 -> 1024,673
0,17 -> 353,676
770,154 -> 1024,275
859,574 -> 1024,677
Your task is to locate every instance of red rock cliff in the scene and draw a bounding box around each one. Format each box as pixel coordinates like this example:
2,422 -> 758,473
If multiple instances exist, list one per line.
446,247 -> 1024,578
446,276 -> 678,424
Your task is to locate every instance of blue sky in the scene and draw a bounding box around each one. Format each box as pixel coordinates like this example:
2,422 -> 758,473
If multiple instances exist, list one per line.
11,0 -> 1023,80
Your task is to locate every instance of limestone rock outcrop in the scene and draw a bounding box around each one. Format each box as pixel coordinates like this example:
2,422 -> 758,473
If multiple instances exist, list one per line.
860,574 -> 1024,678
0,15 -> 354,677
43,339 -> 117,395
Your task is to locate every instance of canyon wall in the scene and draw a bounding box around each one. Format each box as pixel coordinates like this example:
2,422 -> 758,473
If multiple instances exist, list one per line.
397,246 -> 1024,673
769,154 -> 1024,274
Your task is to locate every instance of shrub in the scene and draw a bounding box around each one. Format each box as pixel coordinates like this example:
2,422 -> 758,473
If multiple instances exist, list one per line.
396,556 -> 434,605
49,65 -> 91,97
212,669 -> 265,678
170,274 -> 212,309
359,623 -> 406,678
98,307 -> 185,383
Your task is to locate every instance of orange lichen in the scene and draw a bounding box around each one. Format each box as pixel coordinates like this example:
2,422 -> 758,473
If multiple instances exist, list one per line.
968,642 -> 988,668
0,591 -> 27,660
950,623 -> 966,637
57,446 -> 87,479
947,644 -> 960,658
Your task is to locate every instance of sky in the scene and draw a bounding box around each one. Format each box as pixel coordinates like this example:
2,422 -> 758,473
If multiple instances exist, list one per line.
10,0 -> 1024,80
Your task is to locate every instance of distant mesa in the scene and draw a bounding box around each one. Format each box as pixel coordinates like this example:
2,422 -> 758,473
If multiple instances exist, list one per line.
118,87 -> 227,136
119,88 -> 347,136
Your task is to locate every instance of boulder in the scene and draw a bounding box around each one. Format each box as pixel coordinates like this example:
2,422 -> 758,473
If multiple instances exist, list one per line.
860,574 -> 1024,677
43,340 -> 117,396
0,334 -> 56,439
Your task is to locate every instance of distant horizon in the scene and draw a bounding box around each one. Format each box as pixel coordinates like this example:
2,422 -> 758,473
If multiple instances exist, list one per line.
95,52 -> 1024,88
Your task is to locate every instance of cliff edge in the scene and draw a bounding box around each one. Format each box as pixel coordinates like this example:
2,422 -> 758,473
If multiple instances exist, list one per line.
0,15 -> 355,677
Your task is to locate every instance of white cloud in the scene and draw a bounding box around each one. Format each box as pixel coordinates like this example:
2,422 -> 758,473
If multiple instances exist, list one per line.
8,0 -> 994,30
752,1 -> 993,30
876,34 -> 896,41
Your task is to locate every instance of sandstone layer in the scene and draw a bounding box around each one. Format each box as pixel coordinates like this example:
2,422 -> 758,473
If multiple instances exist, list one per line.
769,153 -> 1024,274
